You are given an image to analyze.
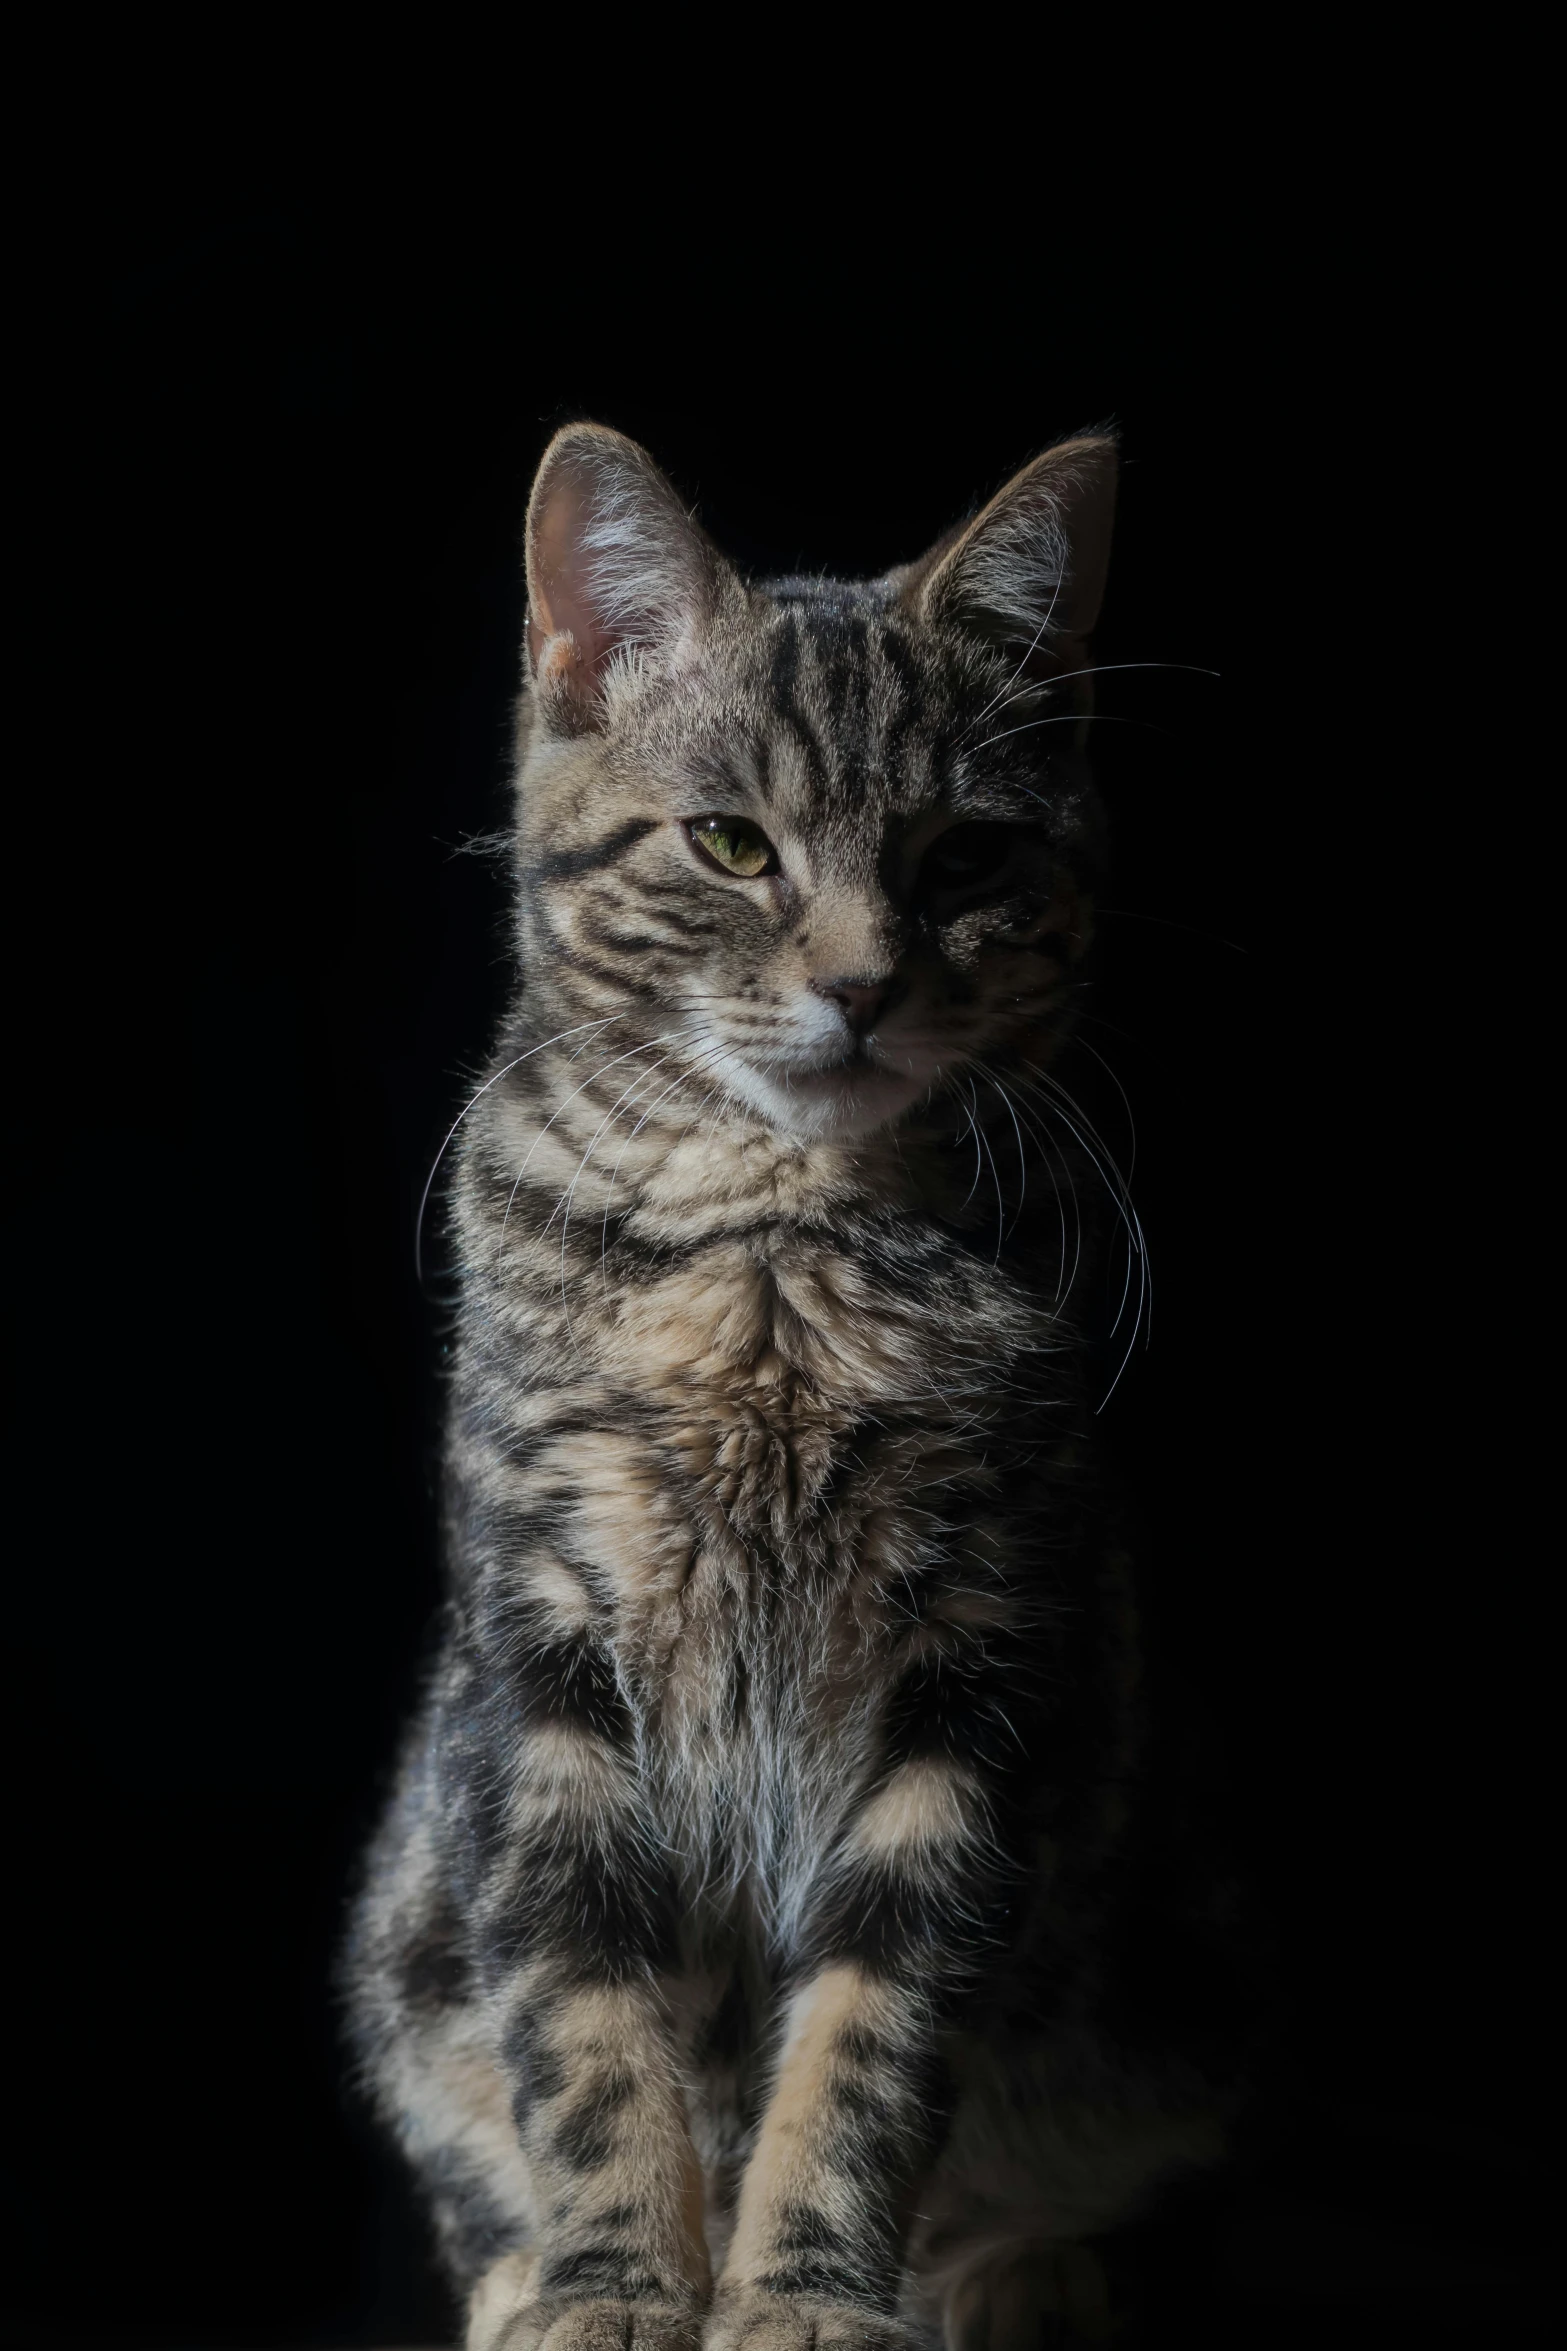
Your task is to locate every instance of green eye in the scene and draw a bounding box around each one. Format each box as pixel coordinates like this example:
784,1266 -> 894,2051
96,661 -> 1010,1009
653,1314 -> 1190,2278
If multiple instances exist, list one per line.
687,816 -> 776,878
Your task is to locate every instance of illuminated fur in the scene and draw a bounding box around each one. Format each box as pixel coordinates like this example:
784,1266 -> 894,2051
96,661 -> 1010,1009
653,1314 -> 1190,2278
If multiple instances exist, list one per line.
346,426 -> 1230,2351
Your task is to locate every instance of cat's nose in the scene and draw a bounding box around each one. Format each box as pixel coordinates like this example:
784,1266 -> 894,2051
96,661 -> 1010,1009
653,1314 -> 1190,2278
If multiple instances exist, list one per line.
814,975 -> 904,1037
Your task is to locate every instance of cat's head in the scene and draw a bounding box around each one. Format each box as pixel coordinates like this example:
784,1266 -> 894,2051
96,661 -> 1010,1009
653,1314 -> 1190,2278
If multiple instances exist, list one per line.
514,424 -> 1117,1140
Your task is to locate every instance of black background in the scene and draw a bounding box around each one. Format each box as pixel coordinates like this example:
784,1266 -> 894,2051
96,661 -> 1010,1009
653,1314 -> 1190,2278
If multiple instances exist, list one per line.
14,159 -> 1553,2345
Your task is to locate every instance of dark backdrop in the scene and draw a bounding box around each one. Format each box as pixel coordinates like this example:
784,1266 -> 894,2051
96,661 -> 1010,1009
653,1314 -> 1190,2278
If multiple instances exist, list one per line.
14,176 -> 1552,2345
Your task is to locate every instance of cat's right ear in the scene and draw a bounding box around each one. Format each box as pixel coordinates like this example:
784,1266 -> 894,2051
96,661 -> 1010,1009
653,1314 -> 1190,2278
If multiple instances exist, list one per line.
897,433 -> 1119,664
524,424 -> 716,733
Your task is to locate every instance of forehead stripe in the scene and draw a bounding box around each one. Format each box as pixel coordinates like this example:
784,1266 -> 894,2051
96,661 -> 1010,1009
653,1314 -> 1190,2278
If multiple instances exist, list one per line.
767,609 -> 829,787
529,818 -> 661,884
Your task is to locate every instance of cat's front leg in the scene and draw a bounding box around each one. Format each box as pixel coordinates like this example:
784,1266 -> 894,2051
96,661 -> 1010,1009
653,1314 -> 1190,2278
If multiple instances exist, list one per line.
709,1745 -> 1011,2351
467,1966 -> 710,2351
704,1962 -> 931,2351
458,1636 -> 711,2351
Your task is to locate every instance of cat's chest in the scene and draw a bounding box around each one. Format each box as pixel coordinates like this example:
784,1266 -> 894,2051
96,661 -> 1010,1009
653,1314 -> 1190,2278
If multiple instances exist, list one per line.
582,1238 -> 1014,1585
546,1225 -> 1036,1596
600,1235 -> 929,1416
499,1228 -> 1050,1920
595,1229 -> 1024,1469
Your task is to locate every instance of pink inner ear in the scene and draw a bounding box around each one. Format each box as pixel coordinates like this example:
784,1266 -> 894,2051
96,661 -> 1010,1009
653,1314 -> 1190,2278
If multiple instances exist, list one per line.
534,632 -> 584,690
522,426 -> 716,704
528,474 -> 606,678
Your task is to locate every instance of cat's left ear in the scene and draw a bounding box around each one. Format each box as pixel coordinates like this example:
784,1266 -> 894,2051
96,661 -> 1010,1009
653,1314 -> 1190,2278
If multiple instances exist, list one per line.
525,423 -> 718,733
903,433 -> 1119,657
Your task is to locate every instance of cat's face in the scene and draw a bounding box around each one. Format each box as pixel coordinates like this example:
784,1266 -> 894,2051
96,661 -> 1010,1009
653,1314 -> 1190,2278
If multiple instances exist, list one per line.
515,429 -> 1116,1141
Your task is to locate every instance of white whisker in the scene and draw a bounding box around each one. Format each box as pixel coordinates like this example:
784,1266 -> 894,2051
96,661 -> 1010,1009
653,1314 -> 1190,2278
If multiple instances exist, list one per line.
415,1015 -> 622,1285
497,1034 -> 677,1266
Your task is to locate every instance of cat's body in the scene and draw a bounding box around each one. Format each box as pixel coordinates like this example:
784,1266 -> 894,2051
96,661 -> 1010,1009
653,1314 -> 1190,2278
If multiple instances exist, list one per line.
348,429 -> 1231,2351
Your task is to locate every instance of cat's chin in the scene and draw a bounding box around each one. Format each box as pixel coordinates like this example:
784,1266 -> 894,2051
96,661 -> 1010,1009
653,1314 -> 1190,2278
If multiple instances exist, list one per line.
720,1055 -> 930,1141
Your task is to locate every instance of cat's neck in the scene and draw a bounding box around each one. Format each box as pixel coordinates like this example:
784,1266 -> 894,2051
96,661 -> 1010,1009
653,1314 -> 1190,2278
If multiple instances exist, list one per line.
471,1015 -> 1024,1237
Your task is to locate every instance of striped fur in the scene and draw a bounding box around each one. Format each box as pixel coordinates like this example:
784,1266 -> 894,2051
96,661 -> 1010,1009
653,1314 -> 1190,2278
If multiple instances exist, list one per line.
347,426 -> 1229,2351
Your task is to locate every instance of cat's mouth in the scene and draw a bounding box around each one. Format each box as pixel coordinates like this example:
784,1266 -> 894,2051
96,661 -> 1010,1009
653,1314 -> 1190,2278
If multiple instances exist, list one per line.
812,1037 -> 879,1073
724,1040 -> 938,1140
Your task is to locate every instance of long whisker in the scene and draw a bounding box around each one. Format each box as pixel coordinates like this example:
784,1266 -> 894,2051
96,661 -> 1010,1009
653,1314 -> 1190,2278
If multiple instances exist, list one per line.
1047,1102 -> 1085,1314
998,656 -> 1219,703
1020,1060 -> 1150,1407
958,565 -> 1068,739
546,1051 -> 689,1330
1058,1038 -> 1143,1359
1005,1065 -> 1140,1323
1069,1034 -> 1140,1190
963,657 -> 1221,751
599,1042 -> 732,1295
1020,1062 -> 1140,1243
974,1060 -> 1077,1307
576,1038 -> 730,1262
965,1077 -> 1007,1262
976,1068 -> 1030,1245
1104,1205 -> 1137,1354
497,1035 -> 675,1266
550,1052 -> 682,1249
415,1015 -> 621,1286
589,1050 -> 742,1331
952,1082 -> 985,1209
975,712 -> 1169,755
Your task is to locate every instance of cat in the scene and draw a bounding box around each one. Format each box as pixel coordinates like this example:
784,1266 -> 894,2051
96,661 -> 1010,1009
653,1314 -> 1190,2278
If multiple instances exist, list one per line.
346,423 -> 1234,2351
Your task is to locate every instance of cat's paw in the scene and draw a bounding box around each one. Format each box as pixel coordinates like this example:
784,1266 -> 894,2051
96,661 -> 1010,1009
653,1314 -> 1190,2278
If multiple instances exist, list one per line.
526,2305 -> 701,2351
468,2268 -> 699,2351
704,2286 -> 912,2351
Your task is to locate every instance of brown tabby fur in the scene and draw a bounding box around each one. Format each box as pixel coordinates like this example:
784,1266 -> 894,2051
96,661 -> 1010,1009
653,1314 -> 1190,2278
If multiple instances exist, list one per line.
346,423 -> 1231,2351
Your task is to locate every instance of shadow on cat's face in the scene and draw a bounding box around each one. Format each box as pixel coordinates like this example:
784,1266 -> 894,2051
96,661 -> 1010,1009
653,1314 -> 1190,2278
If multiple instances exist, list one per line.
518,591 -> 1101,1141
514,426 -> 1116,1140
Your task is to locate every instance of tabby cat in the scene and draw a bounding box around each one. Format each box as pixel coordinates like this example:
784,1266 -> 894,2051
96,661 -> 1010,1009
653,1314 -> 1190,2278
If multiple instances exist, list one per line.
347,424 -> 1231,2350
